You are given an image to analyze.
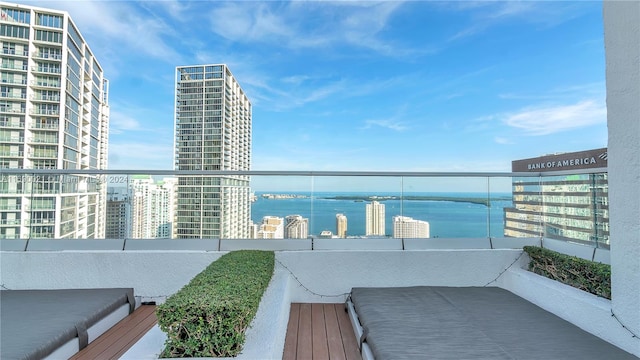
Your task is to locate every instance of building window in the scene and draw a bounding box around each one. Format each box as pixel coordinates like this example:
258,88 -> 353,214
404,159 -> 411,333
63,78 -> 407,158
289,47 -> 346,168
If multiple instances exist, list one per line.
0,24 -> 29,39
1,8 -> 30,24
36,13 -> 63,28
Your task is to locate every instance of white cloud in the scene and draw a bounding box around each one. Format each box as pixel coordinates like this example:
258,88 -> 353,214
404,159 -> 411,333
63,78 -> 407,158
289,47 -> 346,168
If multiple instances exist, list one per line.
210,3 -> 292,42
447,1 -> 588,42
364,119 -> 408,132
108,142 -> 173,170
503,100 -> 606,136
494,137 -> 514,145
108,110 -> 142,135
207,1 -> 414,56
33,1 -> 184,67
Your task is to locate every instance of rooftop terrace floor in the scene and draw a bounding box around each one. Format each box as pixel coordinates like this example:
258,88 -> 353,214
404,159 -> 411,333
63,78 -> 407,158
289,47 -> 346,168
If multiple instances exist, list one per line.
283,303 -> 361,360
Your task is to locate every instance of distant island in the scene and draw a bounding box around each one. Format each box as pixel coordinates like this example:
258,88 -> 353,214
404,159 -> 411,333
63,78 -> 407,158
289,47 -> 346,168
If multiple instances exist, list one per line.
320,195 -> 511,207
261,193 -> 309,199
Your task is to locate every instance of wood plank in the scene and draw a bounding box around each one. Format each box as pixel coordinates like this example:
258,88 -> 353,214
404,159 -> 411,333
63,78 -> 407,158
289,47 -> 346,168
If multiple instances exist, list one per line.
297,303 -> 313,359
70,305 -> 156,359
324,303 -> 347,360
283,303 -> 300,360
311,303 -> 329,360
334,303 -> 361,360
110,309 -> 158,359
70,305 -> 157,360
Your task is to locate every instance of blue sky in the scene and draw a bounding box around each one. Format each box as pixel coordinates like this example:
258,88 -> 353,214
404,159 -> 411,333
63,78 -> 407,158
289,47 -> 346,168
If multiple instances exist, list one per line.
34,1 -> 606,171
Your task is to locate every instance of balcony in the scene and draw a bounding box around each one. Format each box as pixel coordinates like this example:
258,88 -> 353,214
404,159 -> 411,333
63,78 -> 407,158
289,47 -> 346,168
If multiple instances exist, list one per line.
0,150 -> 23,157
0,120 -> 24,128
29,80 -> 61,89
0,107 -> 25,114
0,92 -> 26,99
31,66 -> 62,74
33,52 -> 63,61
30,109 -> 60,116
0,3 -> 638,358
0,136 -> 24,143
0,78 -> 27,85
30,94 -> 61,102
0,63 -> 27,71
1,49 -> 29,57
0,167 -> 636,359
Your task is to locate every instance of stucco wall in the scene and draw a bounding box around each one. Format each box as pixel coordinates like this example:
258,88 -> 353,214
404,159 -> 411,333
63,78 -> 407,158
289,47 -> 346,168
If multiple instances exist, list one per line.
277,249 -> 523,303
0,251 -> 223,302
604,0 -> 640,351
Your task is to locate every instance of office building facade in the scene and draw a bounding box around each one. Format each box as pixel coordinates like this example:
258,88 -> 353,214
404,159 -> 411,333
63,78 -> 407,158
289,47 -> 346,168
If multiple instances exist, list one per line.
504,148 -> 609,247
174,64 -> 251,239
365,200 -> 385,236
0,3 -> 109,239
393,215 -> 430,238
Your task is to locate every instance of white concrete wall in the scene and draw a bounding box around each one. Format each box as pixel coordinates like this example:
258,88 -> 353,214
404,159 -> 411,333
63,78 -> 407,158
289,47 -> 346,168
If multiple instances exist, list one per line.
0,251 -> 224,303
277,249 -> 522,303
500,266 -> 638,356
604,0 -> 640,353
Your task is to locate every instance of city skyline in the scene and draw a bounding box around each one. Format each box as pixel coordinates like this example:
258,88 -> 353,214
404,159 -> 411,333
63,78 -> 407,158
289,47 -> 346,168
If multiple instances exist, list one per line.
11,1 -> 607,174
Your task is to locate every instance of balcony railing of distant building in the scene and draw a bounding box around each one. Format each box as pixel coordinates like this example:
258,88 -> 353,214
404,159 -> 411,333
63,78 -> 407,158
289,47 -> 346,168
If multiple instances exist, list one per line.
1,49 -> 29,56
0,169 -> 611,258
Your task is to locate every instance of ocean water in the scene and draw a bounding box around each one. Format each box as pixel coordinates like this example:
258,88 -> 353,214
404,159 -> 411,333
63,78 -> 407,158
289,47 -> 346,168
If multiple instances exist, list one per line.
251,192 -> 512,238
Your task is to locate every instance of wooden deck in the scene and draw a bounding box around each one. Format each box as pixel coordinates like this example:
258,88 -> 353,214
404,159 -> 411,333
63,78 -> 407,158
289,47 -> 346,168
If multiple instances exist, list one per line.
70,304 -> 157,360
283,303 -> 361,360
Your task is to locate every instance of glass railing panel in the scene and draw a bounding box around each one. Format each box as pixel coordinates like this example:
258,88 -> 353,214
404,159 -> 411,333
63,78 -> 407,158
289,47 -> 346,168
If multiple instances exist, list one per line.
250,175 -> 312,240
487,176 -> 514,238
503,172 -> 609,250
400,176 -> 497,239
311,175 -> 402,238
0,169 -> 609,252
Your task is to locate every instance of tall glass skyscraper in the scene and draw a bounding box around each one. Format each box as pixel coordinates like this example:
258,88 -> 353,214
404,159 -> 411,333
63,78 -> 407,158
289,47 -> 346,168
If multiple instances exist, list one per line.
504,148 -> 609,247
174,64 -> 251,239
0,3 -> 109,239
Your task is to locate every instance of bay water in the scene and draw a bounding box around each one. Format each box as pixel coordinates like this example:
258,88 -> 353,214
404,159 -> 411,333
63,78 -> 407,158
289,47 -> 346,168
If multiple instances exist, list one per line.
251,192 -> 512,238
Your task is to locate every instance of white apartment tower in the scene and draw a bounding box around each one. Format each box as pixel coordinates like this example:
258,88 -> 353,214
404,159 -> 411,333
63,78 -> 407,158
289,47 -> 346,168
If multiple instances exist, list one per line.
130,176 -> 176,239
285,214 -> 308,239
174,64 -> 251,239
365,201 -> 385,236
0,3 -> 109,239
393,215 -> 430,239
336,213 -> 347,238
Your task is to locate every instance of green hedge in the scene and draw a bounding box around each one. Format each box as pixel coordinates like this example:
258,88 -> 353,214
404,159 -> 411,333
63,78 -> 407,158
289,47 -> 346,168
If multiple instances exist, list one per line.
523,246 -> 611,299
156,250 -> 275,358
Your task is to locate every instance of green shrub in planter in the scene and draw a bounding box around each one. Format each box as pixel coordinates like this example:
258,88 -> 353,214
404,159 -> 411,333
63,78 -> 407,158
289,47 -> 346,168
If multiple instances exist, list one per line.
156,250 -> 275,358
523,246 -> 611,299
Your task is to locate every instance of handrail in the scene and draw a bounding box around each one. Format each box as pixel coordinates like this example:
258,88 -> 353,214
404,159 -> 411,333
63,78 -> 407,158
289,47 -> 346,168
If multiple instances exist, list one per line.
0,168 -> 607,177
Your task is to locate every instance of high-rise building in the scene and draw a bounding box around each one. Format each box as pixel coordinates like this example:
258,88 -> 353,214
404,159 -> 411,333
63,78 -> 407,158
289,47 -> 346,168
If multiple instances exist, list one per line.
0,3 -> 109,239
365,201 -> 385,236
393,215 -> 430,238
256,216 -> 284,239
105,188 -> 129,239
504,148 -> 609,246
174,64 -> 251,239
130,176 -> 176,239
284,214 -> 308,239
336,213 -> 347,238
